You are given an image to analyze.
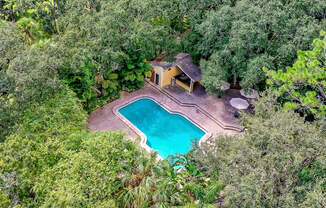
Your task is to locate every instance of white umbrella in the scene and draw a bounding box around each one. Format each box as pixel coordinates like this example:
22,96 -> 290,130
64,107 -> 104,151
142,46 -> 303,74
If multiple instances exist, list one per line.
216,81 -> 230,91
240,89 -> 258,99
230,98 -> 249,110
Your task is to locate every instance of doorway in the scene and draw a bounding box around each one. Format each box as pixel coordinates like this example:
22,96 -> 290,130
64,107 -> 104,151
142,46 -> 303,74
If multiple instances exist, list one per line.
150,70 -> 155,82
155,73 -> 159,85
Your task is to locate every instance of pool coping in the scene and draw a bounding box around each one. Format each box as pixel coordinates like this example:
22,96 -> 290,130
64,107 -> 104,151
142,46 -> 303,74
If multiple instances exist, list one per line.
112,95 -> 212,159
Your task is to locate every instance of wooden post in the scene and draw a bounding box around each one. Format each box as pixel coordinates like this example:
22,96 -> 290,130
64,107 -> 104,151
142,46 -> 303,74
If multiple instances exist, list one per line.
189,80 -> 194,93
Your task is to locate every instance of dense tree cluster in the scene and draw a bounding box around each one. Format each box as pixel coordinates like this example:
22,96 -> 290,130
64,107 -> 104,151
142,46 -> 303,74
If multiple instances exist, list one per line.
180,0 -> 326,93
0,0 -> 180,140
267,31 -> 326,120
189,93 -> 326,207
0,88 -> 224,207
0,21 -> 62,141
1,0 -> 325,207
0,1 -> 222,207
1,0 -> 181,113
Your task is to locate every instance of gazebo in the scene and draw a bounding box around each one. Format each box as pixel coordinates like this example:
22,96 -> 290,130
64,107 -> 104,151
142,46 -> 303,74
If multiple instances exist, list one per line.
150,53 -> 202,93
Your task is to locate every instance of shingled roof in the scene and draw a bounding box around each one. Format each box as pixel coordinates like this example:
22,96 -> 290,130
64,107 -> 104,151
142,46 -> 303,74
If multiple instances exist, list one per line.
150,61 -> 174,70
174,53 -> 202,82
150,53 -> 202,82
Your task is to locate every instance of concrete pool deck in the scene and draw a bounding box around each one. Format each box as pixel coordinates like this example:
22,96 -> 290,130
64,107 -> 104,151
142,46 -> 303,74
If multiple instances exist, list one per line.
88,80 -> 243,146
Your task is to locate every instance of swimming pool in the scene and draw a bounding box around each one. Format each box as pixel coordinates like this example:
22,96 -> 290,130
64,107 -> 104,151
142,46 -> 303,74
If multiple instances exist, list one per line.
118,98 -> 205,158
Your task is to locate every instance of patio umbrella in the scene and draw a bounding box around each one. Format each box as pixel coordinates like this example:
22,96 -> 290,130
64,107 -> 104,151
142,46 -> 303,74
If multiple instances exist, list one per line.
230,98 -> 249,110
240,89 -> 258,99
216,81 -> 230,91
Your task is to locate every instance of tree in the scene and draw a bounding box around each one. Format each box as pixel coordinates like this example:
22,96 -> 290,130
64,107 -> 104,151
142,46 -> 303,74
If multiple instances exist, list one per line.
180,0 -> 326,93
0,20 -> 63,140
0,42 -> 64,141
0,87 -> 222,207
1,0 -> 181,113
0,21 -> 25,71
189,92 -> 326,207
266,31 -> 326,120
0,0 -> 67,34
49,0 -> 180,111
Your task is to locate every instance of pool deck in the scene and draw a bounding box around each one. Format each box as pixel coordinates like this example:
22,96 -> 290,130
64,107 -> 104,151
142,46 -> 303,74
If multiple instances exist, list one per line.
164,83 -> 249,129
88,80 -> 243,147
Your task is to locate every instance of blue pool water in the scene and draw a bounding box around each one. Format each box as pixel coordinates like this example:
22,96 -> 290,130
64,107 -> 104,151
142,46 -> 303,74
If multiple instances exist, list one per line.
119,98 -> 205,158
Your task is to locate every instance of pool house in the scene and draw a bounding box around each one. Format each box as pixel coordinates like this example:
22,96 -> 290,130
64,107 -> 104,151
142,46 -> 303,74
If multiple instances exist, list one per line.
150,53 -> 202,93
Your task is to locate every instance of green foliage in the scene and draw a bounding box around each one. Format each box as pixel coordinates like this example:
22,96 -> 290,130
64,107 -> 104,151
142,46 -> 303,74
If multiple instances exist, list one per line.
1,0 -> 67,34
0,189 -> 10,208
42,0 -> 180,111
16,16 -> 49,43
189,92 -> 326,207
0,87 -> 220,207
180,0 -> 326,93
298,161 -> 326,188
0,20 -> 25,70
2,0 -> 181,112
0,22 -> 63,140
0,89 -> 87,206
200,53 -> 229,96
1,0 -> 180,138
169,154 -> 225,205
266,31 -> 326,120
2,1 -> 326,207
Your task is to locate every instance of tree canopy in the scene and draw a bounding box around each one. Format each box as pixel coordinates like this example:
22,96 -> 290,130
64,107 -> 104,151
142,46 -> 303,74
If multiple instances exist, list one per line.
189,93 -> 326,207
266,31 -> 326,120
1,0 -> 181,113
180,0 -> 326,94
0,88 -> 224,207
1,0 -> 326,207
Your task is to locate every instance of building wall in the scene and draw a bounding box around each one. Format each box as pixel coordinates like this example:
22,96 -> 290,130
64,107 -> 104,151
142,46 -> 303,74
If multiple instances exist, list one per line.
162,66 -> 182,87
175,79 -> 191,92
175,79 -> 195,93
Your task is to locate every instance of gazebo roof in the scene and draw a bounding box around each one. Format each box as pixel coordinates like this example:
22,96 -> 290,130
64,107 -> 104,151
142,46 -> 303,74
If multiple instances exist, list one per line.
175,53 -> 201,82
150,61 -> 174,70
150,53 -> 202,82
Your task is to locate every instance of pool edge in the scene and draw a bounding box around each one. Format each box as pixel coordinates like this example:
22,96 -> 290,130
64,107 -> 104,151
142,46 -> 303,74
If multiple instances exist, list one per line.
112,95 -> 212,160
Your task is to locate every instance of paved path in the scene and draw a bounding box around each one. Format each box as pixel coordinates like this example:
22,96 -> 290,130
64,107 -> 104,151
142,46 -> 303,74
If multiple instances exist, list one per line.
87,81 -> 241,140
